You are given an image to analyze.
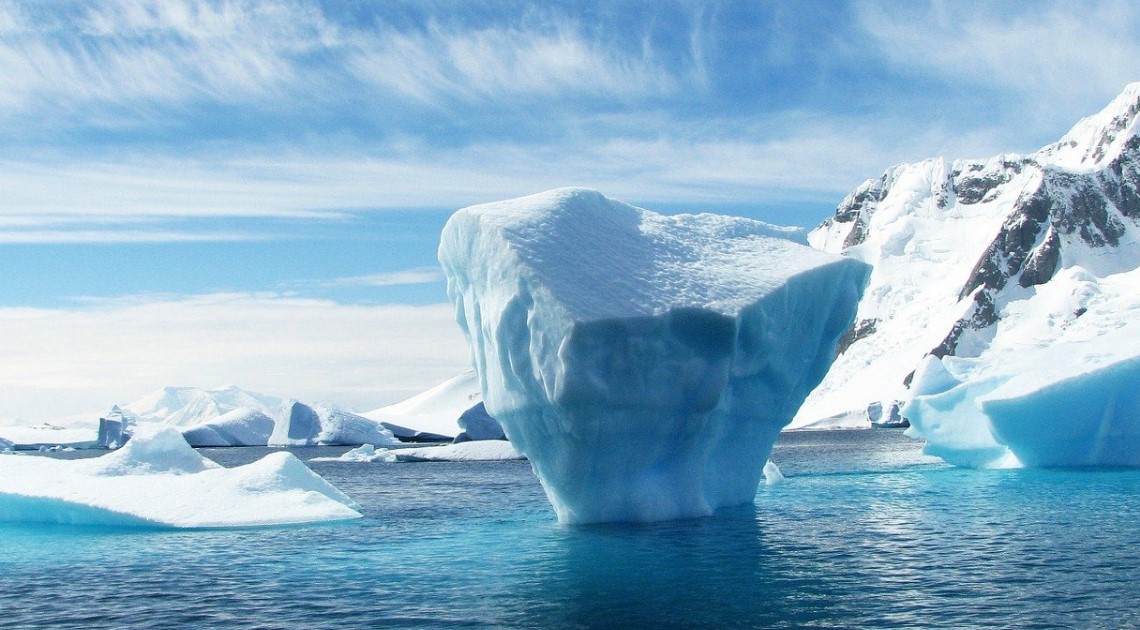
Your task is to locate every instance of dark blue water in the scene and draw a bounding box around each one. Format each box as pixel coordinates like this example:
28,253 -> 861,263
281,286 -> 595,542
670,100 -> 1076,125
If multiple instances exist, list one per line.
4,430 -> 1140,629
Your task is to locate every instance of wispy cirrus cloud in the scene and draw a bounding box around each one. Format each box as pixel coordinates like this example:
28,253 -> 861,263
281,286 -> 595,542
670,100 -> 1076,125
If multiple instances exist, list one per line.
0,229 -> 265,244
855,0 -> 1140,134
346,19 -> 681,106
0,0 -> 335,113
310,267 -> 445,289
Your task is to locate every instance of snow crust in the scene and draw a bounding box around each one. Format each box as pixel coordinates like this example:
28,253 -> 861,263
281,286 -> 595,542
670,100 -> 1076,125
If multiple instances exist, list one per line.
439,188 -> 868,523
905,264 -> 1140,467
0,428 -> 361,527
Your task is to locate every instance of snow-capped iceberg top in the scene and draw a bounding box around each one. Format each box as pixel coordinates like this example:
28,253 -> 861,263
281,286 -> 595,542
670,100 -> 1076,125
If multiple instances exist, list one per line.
442,187 -> 828,322
1037,81 -> 1140,171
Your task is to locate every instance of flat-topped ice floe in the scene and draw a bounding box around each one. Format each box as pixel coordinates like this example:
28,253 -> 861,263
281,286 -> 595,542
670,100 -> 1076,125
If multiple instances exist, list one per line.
0,428 -> 362,528
394,440 -> 523,462
439,188 -> 869,523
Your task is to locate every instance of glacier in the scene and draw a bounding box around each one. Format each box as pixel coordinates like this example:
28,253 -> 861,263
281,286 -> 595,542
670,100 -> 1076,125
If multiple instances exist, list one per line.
438,188 -> 868,523
0,428 -> 361,527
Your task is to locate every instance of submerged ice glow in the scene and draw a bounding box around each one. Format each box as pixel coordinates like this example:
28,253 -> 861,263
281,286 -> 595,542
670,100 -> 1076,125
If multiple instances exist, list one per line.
439,188 -> 868,523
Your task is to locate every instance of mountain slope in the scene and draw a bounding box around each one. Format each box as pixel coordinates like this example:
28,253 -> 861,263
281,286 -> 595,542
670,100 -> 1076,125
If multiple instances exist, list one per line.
794,82 -> 1140,428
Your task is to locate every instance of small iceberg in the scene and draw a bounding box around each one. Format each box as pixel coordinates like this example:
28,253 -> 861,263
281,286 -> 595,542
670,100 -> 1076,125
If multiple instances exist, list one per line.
310,444 -> 398,463
763,460 -> 785,485
0,428 -> 362,528
394,440 -> 524,462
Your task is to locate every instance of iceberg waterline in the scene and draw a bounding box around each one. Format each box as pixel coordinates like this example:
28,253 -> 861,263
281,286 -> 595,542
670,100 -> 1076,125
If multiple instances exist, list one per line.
439,187 -> 868,523
0,428 -> 361,528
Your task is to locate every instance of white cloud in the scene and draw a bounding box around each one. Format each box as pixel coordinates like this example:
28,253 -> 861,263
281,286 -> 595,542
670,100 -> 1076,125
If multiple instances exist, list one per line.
0,293 -> 471,424
0,229 -> 264,244
0,0 -> 336,111
0,109 -> 1019,232
314,267 -> 444,288
347,20 -> 678,105
857,0 -> 1140,131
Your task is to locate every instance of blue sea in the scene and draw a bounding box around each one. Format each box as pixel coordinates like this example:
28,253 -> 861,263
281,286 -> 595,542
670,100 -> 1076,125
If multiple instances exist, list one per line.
4,430 -> 1140,629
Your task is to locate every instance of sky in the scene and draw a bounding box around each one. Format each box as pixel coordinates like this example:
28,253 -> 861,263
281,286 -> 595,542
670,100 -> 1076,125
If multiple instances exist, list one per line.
4,0 -> 1140,424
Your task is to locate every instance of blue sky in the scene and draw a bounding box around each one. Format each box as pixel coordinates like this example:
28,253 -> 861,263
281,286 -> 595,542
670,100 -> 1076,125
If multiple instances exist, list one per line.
4,0 -> 1140,422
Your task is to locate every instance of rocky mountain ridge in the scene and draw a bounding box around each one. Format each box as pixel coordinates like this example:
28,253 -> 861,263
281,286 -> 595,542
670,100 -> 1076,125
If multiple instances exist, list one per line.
794,82 -> 1140,427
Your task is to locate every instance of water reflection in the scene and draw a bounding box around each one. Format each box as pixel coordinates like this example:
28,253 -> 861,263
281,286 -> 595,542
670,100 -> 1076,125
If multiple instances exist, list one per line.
505,508 -> 836,629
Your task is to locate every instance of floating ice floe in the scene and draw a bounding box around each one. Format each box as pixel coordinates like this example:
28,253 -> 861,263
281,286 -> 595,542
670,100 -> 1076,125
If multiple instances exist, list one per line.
0,428 -> 361,528
394,440 -> 523,462
310,444 -> 398,463
763,461 -> 785,485
439,188 -> 868,523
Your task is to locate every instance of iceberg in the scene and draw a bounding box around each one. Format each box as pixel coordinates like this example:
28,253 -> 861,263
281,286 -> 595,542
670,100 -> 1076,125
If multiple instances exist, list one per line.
438,188 -> 869,523
453,402 -> 505,442
96,405 -> 135,449
0,428 -> 361,528
181,407 -> 276,447
269,401 -> 399,447
310,443 -> 398,463
905,264 -> 1140,468
363,370 -> 497,442
393,440 -> 523,462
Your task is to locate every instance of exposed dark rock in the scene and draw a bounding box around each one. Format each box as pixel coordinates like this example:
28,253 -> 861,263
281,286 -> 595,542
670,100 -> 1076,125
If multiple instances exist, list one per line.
930,290 -> 997,359
959,184 -> 1051,300
834,318 -> 877,356
952,158 -> 1029,205
1019,227 -> 1061,288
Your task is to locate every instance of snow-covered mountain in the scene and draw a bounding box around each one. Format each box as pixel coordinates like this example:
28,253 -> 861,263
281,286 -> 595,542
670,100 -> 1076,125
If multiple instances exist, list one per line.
794,82 -> 1140,428
124,385 -> 284,426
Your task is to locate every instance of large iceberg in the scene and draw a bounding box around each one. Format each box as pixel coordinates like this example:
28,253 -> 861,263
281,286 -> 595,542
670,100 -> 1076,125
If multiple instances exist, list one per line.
438,188 -> 868,523
0,428 -> 361,527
